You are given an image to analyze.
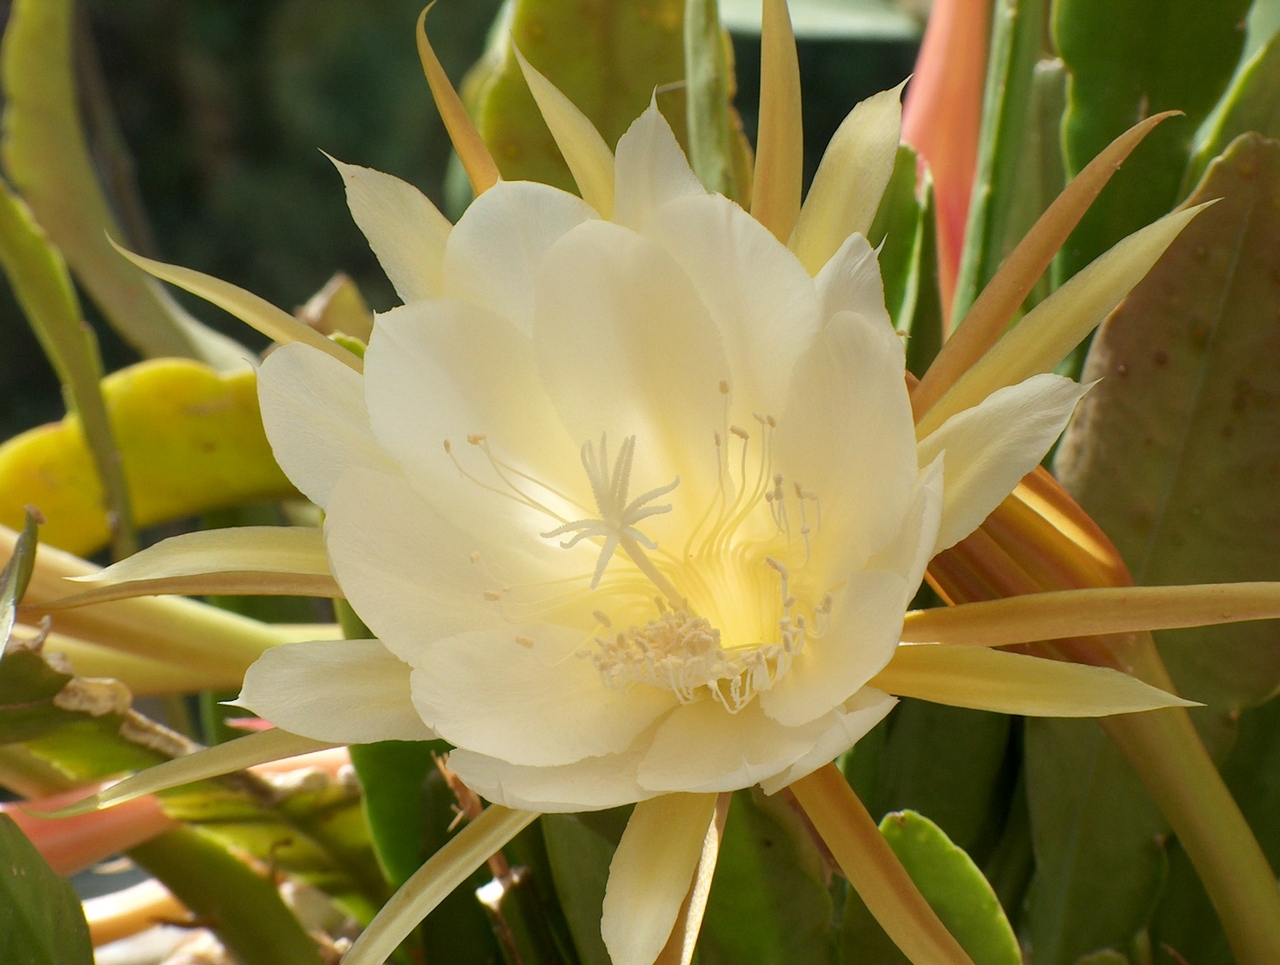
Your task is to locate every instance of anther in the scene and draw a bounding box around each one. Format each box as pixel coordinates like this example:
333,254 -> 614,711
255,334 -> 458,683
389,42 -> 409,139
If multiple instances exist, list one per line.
467,433 -> 487,445
719,380 -> 730,395
443,439 -> 453,453
483,590 -> 502,602
469,552 -> 482,564
514,635 -> 535,649
730,425 -> 749,441
593,610 -> 612,627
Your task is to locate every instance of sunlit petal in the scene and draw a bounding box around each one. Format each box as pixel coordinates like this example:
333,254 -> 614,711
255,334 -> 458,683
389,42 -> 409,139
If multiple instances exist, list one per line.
613,99 -> 706,232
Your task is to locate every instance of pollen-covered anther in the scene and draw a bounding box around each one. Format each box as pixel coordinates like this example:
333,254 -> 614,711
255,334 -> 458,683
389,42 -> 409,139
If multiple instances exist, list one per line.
483,590 -> 502,602
514,635 -> 535,649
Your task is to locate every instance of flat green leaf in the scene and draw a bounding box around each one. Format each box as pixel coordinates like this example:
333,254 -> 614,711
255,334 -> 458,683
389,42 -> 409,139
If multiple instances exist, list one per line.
0,181 -> 135,558
543,813 -> 618,965
0,814 -> 93,965
470,0 -> 689,192
350,740 -> 447,888
1056,133 -> 1280,713
903,174 -> 944,379
868,145 -> 923,330
953,0 -> 1047,321
1187,30 -> 1280,189
685,0 -> 740,199
0,0 -> 247,368
1023,719 -> 1168,965
700,788 -> 835,965
841,809 -> 1019,965
1052,0 -> 1249,282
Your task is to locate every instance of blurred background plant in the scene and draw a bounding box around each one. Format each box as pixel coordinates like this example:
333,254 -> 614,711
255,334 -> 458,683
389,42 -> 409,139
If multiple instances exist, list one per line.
1,0 -> 1279,964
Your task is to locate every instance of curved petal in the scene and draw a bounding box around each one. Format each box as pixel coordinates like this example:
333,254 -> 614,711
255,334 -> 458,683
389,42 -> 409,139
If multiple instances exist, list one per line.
918,374 -> 1089,552
324,467 -> 553,661
330,157 -> 451,302
236,640 -> 433,743
773,311 -> 917,575
814,232 -> 891,330
534,220 -> 732,521
363,297 -> 592,536
758,687 -> 897,793
442,180 -> 597,335
757,569 -> 908,727
447,744 -> 655,813
410,625 -> 676,767
645,193 -> 820,418
612,100 -> 706,232
258,342 -> 397,509
871,645 -> 1197,716
602,794 -> 718,965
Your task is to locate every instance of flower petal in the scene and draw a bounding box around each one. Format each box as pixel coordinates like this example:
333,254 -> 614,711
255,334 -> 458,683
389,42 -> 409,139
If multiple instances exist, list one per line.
870,645 -> 1197,716
534,220 -> 731,515
258,342 -> 396,509
791,85 -> 904,276
773,310 -> 917,573
442,180 -> 597,335
236,640 -> 433,743
410,625 -> 676,767
330,157 -> 451,302
645,193 -> 820,417
758,687 -> 897,794
814,232 -> 891,329
602,794 -> 719,965
363,297 -> 591,533
917,374 -> 1089,552
447,744 -> 654,812
612,100 -> 707,232
637,699 -> 826,793
324,467 -> 539,660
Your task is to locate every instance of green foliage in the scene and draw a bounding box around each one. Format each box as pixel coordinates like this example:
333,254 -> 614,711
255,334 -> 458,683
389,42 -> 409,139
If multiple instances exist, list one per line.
0,814 -> 94,965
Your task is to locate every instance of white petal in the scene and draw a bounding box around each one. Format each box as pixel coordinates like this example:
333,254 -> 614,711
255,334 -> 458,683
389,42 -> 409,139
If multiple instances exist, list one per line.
917,374 -> 1090,552
791,85 -> 903,276
813,232 -> 891,330
636,699 -> 828,793
612,100 -> 707,232
645,193 -> 820,418
447,745 -> 655,813
442,180 -> 597,335
410,625 -> 676,767
602,794 -> 718,965
330,157 -> 450,302
258,342 -> 397,509
773,310 -> 917,574
534,220 -> 731,519
758,687 -> 897,793
236,640 -> 433,743
757,569 -> 908,727
363,297 -> 591,536
324,467 -> 542,661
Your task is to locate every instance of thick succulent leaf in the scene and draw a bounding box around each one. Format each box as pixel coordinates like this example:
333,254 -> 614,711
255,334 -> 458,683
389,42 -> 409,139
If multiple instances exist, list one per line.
1187,31 -> 1280,190
699,788 -> 835,965
0,182 -> 134,556
684,0 -> 741,200
0,509 -> 37,653
1052,0 -> 1249,282
0,359 -> 295,556
1056,134 -> 1280,713
904,175 -> 944,380
1023,719 -> 1168,965
868,145 -> 923,330
543,811 -> 624,965
0,0 -> 247,367
0,814 -> 93,965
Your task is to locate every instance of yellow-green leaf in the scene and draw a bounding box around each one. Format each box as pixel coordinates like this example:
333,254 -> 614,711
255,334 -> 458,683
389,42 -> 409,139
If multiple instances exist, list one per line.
0,359 -> 295,557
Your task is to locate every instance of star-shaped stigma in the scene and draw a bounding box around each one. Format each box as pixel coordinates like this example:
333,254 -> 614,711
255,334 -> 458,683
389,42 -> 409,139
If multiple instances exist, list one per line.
541,434 -> 679,589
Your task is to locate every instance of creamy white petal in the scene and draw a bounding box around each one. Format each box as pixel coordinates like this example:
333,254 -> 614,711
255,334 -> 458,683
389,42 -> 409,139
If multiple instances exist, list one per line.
773,310 -> 917,575
918,374 -> 1090,553
790,85 -> 903,276
602,794 -> 718,965
612,100 -> 707,232
534,220 -> 731,521
236,640 -> 433,743
330,157 -> 450,302
324,467 -> 547,661
443,180 -> 597,334
410,625 -> 676,767
637,698 -> 832,793
363,297 -> 592,536
757,569 -> 908,728
868,453 -> 945,596
447,744 -> 656,813
645,193 -> 820,418
758,687 -> 897,794
258,342 -> 397,509
813,232 -> 892,331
